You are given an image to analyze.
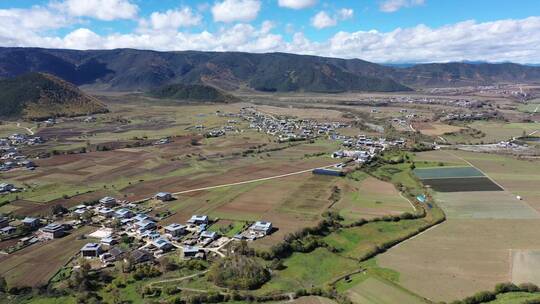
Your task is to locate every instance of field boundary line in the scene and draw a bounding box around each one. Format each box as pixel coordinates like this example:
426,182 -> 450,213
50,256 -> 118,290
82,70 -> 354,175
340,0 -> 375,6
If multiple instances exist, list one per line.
391,220 -> 444,249
508,249 -> 514,282
170,163 -> 341,196
443,151 -> 507,191
399,192 -> 417,211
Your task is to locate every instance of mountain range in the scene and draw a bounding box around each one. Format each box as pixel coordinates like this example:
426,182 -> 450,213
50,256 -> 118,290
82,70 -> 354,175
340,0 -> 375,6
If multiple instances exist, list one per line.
1,47 -> 540,93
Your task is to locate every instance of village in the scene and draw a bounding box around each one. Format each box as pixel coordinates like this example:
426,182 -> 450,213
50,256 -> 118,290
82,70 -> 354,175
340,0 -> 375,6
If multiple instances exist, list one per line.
0,191 -> 275,269
0,133 -> 43,172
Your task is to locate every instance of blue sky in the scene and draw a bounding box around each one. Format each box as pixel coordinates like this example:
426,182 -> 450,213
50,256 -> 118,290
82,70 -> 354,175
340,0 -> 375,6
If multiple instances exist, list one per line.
0,0 -> 539,63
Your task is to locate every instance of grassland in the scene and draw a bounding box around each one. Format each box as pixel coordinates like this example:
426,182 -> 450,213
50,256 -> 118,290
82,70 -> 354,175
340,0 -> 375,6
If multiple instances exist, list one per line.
486,292 -> 540,303
259,248 -> 359,293
443,121 -> 540,144
331,174 -> 414,223
323,220 -> 429,260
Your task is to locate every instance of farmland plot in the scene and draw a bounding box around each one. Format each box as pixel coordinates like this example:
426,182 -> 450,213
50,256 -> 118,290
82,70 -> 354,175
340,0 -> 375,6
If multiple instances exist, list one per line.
331,176 -> 414,223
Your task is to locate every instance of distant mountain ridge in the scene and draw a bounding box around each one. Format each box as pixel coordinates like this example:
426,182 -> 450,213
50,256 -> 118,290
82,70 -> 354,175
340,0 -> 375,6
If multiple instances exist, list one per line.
0,72 -> 108,120
0,47 -> 539,92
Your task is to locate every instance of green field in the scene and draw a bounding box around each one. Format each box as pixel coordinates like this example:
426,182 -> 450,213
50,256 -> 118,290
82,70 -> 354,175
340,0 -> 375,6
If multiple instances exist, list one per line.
517,98 -> 540,113
330,171 -> 414,223
259,248 -> 359,293
413,166 -> 484,179
487,292 -> 540,303
323,220 -> 428,260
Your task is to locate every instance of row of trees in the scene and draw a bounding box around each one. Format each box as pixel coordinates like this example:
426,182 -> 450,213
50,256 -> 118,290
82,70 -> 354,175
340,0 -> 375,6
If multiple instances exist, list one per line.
451,282 -> 540,304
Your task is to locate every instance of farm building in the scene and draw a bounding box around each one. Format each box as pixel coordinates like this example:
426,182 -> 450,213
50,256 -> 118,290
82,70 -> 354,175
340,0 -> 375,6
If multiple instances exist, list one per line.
182,246 -> 201,258
200,231 -> 218,240
187,215 -> 209,225
101,237 -> 117,246
81,243 -> 103,258
114,208 -> 133,219
133,214 -> 151,222
155,192 -> 173,201
106,247 -> 124,261
0,183 -> 16,193
141,230 -> 161,240
74,208 -> 90,217
135,220 -> 156,233
152,238 -> 173,251
99,196 -> 117,207
129,249 -> 153,264
312,168 -> 345,177
98,208 -> 114,218
40,223 -> 64,239
164,223 -> 186,237
0,216 -> 8,228
21,217 -> 40,229
0,226 -> 15,236
250,221 -> 273,235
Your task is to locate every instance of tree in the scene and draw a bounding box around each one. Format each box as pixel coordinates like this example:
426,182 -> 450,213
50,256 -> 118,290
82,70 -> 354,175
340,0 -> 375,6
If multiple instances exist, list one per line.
51,204 -> 68,215
0,275 -> 6,293
207,254 -> 270,290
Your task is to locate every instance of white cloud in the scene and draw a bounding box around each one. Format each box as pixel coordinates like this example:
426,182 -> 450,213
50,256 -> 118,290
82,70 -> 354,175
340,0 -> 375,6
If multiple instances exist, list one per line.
338,8 -> 354,20
311,8 -> 353,29
2,14 -> 540,64
63,28 -> 102,49
140,7 -> 202,31
0,7 -> 70,31
380,0 -> 425,13
311,11 -> 337,29
278,0 -> 317,10
54,0 -> 138,21
211,0 -> 261,23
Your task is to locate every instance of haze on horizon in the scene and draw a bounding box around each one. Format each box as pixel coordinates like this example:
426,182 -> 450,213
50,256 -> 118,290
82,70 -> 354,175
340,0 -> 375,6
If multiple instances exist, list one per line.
1,0 -> 539,64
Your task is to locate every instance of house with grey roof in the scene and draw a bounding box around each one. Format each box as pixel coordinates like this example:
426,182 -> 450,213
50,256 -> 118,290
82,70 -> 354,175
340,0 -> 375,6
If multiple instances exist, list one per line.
250,221 -> 273,235
81,243 -> 102,258
99,196 -> 117,207
164,223 -> 185,237
40,223 -> 64,239
155,192 -> 173,201
21,217 -> 40,229
187,215 -> 209,225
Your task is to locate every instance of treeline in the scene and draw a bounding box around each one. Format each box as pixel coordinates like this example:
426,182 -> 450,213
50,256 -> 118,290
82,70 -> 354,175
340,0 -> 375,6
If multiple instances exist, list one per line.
450,282 -> 540,304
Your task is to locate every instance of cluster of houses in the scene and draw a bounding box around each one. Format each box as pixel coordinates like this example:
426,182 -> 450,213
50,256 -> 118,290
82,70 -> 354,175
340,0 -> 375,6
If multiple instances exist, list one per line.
362,95 -> 487,109
441,111 -> 499,122
0,183 -> 19,194
332,134 -> 404,164
239,107 -> 348,142
76,203 -> 275,266
0,133 -> 44,172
